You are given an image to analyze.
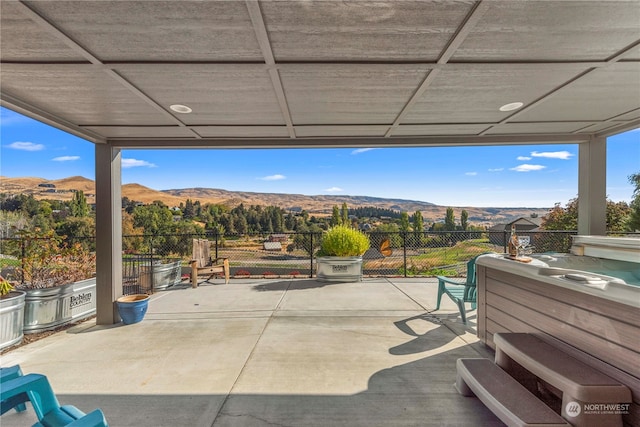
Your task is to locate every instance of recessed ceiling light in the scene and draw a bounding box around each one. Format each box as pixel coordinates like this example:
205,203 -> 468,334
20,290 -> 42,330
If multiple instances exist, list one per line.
169,104 -> 192,114
499,102 -> 524,112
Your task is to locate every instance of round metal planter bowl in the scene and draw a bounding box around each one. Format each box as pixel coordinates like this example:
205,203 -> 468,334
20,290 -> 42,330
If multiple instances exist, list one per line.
116,294 -> 150,325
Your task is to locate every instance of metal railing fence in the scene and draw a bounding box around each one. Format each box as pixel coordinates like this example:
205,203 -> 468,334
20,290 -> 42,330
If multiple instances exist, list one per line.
0,231 -> 640,293
2,231 -> 638,289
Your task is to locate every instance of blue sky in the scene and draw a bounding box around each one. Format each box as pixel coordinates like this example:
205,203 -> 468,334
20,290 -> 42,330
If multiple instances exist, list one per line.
1,106 -> 638,208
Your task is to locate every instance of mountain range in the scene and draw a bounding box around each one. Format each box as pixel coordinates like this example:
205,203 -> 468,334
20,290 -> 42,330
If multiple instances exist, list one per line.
0,175 -> 551,224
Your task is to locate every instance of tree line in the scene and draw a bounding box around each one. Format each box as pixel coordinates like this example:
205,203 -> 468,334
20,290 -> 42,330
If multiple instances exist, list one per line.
2,170 -> 639,246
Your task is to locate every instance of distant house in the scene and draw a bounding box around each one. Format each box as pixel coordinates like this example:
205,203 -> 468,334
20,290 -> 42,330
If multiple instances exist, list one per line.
359,223 -> 373,231
268,234 -> 287,242
264,242 -> 282,251
489,217 -> 544,247
38,183 -> 56,188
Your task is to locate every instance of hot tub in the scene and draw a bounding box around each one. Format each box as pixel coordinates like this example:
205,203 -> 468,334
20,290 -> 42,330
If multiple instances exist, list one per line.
476,252 -> 639,308
474,236 -> 639,412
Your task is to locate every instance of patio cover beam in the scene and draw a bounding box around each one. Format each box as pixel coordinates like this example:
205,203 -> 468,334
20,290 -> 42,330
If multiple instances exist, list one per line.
108,133 -> 591,149
578,137 -> 607,236
95,144 -> 123,325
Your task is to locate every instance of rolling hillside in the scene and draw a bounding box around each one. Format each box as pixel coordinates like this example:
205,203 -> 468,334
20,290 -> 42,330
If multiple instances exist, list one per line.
0,176 -> 551,224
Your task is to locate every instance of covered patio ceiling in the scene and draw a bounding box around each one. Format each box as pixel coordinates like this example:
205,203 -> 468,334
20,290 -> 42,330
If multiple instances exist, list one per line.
1,0 -> 639,149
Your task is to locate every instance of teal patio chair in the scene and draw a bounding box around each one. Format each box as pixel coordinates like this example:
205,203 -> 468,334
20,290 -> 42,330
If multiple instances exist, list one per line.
0,372 -> 108,427
1,365 -> 27,414
435,254 -> 485,324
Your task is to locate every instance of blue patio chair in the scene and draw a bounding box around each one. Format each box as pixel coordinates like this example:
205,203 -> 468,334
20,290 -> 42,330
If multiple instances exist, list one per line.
435,254 -> 485,324
0,372 -> 108,427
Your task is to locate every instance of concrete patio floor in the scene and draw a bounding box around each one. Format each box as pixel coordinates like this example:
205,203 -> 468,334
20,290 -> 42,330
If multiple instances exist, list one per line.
1,278 -> 503,427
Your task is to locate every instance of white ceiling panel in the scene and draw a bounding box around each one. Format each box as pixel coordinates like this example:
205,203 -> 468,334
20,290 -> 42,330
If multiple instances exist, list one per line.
0,1 -> 86,61
261,0 -> 474,61
24,0 -> 263,61
452,0 -> 640,61
403,65 -> 587,124
117,65 -> 285,125
281,65 -> 429,125
516,63 -> 640,122
1,65 -> 172,125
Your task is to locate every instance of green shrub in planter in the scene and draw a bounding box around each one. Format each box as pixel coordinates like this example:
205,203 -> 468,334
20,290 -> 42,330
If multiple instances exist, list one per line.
317,225 -> 370,257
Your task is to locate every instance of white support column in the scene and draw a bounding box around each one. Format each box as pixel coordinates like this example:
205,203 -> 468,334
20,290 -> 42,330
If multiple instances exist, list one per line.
95,144 -> 123,324
578,136 -> 607,236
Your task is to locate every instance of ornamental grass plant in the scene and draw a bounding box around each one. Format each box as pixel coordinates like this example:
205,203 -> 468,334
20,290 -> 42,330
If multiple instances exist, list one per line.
318,225 -> 370,257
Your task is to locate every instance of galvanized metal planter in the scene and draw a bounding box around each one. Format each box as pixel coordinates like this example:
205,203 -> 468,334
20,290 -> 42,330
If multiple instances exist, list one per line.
22,277 -> 96,334
316,256 -> 363,282
148,259 -> 182,291
0,290 -> 26,350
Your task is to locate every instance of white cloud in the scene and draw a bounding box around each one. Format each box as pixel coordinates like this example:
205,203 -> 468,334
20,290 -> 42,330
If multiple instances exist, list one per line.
510,164 -> 547,172
260,174 -> 286,181
7,141 -> 44,151
531,150 -> 574,160
52,156 -> 80,162
122,158 -> 157,168
351,148 -> 378,155
517,156 -> 532,161
324,187 -> 343,192
465,172 -> 477,176
488,168 -> 504,172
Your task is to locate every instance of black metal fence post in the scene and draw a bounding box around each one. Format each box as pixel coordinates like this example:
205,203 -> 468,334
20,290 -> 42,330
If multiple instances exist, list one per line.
402,232 -> 407,278
20,238 -> 25,285
214,230 -> 219,259
309,232 -> 314,278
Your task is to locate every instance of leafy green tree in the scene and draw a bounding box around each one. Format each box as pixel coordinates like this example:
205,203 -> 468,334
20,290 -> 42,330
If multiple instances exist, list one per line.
399,212 -> 410,232
69,190 -> 90,217
340,203 -> 349,226
607,200 -> 630,233
543,199 -> 579,230
31,213 -> 54,231
285,212 -> 296,231
541,197 -> 630,232
170,221 -> 205,256
233,213 -> 248,235
627,172 -> 640,232
331,205 -> 340,226
412,210 -> 424,233
56,216 -> 95,239
445,207 -> 456,231
183,199 -> 195,219
132,203 -> 174,235
460,210 -> 469,231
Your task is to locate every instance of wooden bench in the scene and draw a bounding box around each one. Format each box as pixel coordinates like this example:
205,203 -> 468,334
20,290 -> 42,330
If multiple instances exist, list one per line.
190,238 -> 229,287
494,332 -> 632,427
456,358 -> 570,427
